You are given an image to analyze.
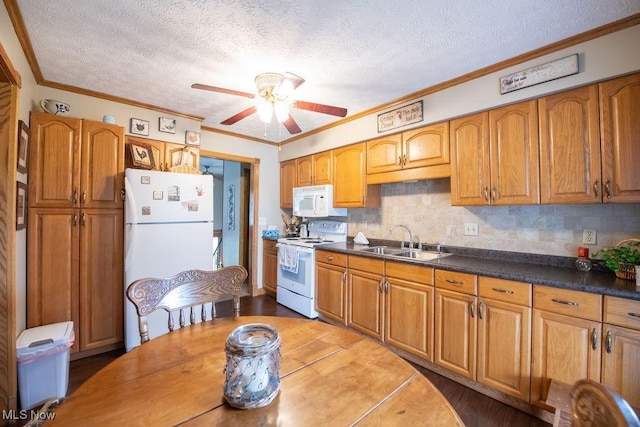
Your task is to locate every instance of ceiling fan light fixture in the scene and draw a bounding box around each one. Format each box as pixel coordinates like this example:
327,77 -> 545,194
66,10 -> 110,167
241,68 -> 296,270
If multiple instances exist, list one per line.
257,99 -> 273,123
274,101 -> 289,122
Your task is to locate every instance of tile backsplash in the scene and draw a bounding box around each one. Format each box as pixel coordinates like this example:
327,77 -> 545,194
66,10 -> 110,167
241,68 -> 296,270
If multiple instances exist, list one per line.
347,179 -> 640,257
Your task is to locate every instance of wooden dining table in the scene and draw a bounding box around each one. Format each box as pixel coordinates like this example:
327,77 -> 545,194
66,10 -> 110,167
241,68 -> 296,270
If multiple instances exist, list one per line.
47,316 -> 463,426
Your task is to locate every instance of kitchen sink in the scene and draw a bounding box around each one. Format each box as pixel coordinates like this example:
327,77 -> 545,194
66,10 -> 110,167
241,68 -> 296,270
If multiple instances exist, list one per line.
359,246 -> 404,255
394,250 -> 452,261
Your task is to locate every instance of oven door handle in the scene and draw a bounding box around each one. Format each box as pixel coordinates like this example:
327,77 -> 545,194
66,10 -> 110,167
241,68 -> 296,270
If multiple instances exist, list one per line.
276,243 -> 315,254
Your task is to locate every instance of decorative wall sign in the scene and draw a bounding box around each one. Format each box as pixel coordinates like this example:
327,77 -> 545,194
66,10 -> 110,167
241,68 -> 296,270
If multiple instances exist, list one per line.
16,181 -> 27,230
130,118 -> 150,136
185,130 -> 201,146
377,100 -> 423,132
17,120 -> 30,174
500,54 -> 579,94
159,117 -> 176,134
128,141 -> 155,169
227,184 -> 235,230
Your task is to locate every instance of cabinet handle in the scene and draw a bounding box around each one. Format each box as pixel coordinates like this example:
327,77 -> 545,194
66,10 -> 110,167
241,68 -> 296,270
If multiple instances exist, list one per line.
483,187 -> 489,203
593,180 -> 599,198
605,179 -> 611,199
81,213 -> 86,226
491,187 -> 497,202
326,256 -> 334,261
379,280 -> 384,293
120,188 -> 126,201
73,189 -> 78,204
385,281 -> 389,294
446,279 -> 464,286
628,312 -> 640,319
492,287 -> 514,295
402,154 -> 407,166
591,327 -> 598,351
398,155 -> 402,166
470,302 -> 475,318
478,301 -> 484,319
606,330 -> 612,354
81,190 -> 87,204
72,214 -> 78,226
551,298 -> 579,307
342,272 -> 346,284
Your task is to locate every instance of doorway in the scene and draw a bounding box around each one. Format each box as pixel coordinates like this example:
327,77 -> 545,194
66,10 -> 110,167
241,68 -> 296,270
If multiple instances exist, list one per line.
199,152 -> 255,295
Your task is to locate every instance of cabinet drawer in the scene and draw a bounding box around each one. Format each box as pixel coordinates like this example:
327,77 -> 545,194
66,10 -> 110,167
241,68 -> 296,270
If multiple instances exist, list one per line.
349,255 -> 384,274
479,277 -> 531,306
263,239 -> 277,252
385,261 -> 433,285
604,296 -> 640,330
435,270 -> 477,295
315,250 -> 347,267
533,286 -> 602,321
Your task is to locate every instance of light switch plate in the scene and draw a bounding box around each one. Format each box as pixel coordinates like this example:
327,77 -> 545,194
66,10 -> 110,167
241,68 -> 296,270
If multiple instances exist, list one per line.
464,223 -> 479,236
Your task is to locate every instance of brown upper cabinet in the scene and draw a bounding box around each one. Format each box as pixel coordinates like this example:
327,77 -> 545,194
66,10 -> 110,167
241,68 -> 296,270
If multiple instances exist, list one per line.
367,122 -> 450,184
539,72 -> 640,204
130,138 -> 199,172
450,100 -> 539,206
296,151 -> 333,186
29,112 -> 125,209
333,142 -> 380,208
280,159 -> 296,208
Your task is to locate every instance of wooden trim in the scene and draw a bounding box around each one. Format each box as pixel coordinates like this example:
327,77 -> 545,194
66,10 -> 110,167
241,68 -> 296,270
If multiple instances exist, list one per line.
0,42 -> 21,86
366,164 -> 451,184
3,0 -> 35,83
201,125 -> 277,146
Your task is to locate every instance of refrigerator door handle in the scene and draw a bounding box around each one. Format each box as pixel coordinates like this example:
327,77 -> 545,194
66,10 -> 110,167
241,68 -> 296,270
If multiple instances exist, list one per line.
124,176 -> 137,271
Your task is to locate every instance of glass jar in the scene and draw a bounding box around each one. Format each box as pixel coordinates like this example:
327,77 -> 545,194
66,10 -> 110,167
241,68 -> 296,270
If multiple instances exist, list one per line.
575,246 -> 592,272
223,323 -> 281,409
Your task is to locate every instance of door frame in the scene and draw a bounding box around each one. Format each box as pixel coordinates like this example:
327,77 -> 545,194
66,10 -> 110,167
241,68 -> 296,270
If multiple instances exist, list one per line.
199,149 -> 263,296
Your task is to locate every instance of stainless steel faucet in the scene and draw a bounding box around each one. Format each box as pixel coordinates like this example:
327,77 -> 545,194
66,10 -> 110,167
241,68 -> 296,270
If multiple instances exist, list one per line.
387,224 -> 414,249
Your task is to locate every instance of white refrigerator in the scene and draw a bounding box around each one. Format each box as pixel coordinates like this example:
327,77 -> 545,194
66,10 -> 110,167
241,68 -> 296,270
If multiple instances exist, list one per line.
124,168 -> 214,351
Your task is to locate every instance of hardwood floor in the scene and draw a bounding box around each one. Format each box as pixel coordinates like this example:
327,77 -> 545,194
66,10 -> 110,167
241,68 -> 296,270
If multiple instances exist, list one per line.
68,295 -> 550,427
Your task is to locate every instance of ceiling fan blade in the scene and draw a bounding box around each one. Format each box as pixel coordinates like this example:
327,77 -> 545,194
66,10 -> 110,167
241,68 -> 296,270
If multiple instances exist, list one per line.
283,72 -> 305,90
191,83 -> 255,99
220,106 -> 257,125
282,115 -> 302,134
292,100 -> 347,117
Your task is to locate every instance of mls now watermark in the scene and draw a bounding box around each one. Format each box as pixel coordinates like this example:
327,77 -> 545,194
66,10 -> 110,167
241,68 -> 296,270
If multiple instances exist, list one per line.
3,409 -> 56,421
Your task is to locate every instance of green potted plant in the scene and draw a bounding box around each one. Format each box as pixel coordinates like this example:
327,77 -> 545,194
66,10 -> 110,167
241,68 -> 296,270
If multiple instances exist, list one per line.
592,239 -> 640,280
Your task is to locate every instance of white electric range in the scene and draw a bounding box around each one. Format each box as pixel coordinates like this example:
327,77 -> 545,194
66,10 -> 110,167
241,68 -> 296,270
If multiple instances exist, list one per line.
276,220 -> 347,318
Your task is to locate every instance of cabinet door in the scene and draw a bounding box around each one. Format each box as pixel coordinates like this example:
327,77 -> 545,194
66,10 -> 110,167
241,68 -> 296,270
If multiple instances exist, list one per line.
81,120 -> 124,209
29,112 -> 81,208
531,309 -> 602,409
312,151 -> 333,185
348,267 -> 384,340
403,122 -> 450,169
539,85 -> 601,204
386,277 -> 434,361
435,289 -> 477,379
477,298 -> 531,401
280,159 -> 296,208
366,134 -> 402,174
78,209 -> 123,351
488,100 -> 539,205
296,155 -> 314,186
27,208 -> 80,352
450,112 -> 490,206
334,142 -> 378,207
601,324 -> 640,408
315,262 -> 347,324
262,241 -> 278,295
599,72 -> 640,203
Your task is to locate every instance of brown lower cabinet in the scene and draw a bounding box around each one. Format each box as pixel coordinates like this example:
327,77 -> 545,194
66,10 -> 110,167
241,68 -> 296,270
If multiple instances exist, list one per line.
315,250 -> 348,324
262,240 -> 278,296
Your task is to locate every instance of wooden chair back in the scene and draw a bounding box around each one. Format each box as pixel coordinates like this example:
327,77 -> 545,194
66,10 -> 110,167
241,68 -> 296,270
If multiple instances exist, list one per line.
127,266 -> 247,344
571,379 -> 640,427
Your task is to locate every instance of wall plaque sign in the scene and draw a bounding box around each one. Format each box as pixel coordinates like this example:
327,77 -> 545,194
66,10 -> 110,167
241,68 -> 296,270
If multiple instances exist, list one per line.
377,100 -> 423,132
500,54 -> 578,94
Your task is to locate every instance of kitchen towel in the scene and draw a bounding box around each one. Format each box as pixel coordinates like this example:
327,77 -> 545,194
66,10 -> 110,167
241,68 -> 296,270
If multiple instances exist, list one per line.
354,232 -> 370,245
279,245 -> 299,274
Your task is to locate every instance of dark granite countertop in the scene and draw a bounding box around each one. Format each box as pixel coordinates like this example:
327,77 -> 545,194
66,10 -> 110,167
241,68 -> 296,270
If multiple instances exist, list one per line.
315,240 -> 640,301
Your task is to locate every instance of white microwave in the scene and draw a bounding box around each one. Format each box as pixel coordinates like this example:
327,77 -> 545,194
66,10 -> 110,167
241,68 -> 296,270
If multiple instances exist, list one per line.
292,185 -> 347,218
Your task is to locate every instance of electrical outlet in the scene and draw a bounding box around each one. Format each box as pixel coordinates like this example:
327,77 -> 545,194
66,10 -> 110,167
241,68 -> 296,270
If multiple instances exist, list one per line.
464,223 -> 479,236
259,216 -> 267,226
362,221 -> 368,229
583,229 -> 597,245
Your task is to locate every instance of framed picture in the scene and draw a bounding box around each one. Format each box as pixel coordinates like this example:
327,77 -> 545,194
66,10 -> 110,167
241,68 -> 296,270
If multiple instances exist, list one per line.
16,181 -> 27,230
17,120 -> 30,174
159,117 -> 176,134
130,118 -> 150,136
185,130 -> 201,146
128,141 -> 155,170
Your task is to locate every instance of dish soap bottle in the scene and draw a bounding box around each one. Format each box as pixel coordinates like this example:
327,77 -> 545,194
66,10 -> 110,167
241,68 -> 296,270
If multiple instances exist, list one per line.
575,246 -> 593,272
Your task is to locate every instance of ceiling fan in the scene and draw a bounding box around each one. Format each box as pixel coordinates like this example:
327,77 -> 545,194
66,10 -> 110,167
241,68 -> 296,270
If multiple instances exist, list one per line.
192,72 -> 347,134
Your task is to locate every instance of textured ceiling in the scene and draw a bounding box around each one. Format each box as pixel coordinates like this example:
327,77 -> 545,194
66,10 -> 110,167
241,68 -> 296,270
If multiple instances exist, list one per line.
13,0 -> 640,143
